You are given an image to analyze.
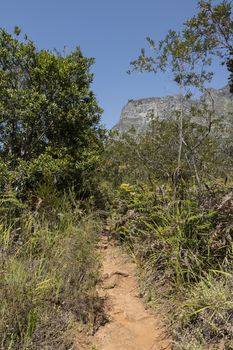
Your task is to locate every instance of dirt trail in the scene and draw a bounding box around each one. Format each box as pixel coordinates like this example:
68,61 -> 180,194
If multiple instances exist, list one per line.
92,237 -> 171,350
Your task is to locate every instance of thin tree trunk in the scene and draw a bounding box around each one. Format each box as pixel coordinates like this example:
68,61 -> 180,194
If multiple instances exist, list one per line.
173,83 -> 184,200
177,83 -> 183,172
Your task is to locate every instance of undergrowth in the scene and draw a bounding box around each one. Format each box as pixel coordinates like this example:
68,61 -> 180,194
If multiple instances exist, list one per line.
0,186 -> 103,350
108,181 -> 233,349
172,274 -> 233,349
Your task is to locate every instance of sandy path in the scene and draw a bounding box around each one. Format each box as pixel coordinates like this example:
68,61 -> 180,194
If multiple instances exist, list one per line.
92,237 -> 171,350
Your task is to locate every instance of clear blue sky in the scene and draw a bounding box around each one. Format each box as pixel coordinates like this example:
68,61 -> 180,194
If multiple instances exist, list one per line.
0,0 -> 228,128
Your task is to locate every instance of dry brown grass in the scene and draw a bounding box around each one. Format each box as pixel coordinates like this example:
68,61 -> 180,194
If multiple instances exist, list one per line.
0,188 -> 104,350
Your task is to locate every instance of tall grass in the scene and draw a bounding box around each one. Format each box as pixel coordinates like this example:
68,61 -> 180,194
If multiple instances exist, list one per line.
109,181 -> 233,349
172,274 -> 233,349
0,186 -> 103,350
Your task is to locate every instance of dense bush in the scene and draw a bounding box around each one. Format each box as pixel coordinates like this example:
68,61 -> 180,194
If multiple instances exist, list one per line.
103,116 -> 232,192
0,28 -> 105,196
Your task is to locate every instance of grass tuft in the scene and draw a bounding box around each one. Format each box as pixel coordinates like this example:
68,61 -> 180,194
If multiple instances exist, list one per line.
0,187 -> 103,349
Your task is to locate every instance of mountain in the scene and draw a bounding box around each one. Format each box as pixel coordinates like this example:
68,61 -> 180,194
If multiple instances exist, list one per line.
113,85 -> 233,133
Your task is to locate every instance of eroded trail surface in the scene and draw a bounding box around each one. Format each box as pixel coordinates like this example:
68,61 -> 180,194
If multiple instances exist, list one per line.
92,237 -> 171,350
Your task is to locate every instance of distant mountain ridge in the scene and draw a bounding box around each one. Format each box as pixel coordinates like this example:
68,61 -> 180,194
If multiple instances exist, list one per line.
113,85 -> 233,133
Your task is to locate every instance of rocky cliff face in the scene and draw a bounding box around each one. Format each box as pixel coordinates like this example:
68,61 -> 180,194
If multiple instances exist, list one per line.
114,85 -> 233,133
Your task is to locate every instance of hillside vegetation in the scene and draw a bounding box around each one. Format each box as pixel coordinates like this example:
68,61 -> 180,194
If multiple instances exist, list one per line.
101,1 -> 233,348
1,1 -> 233,349
0,27 -> 105,349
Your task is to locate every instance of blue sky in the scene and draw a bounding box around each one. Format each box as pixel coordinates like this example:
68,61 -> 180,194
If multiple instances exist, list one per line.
0,0 -> 228,128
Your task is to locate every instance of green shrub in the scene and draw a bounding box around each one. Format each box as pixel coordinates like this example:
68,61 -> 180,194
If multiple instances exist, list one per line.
0,28 -> 105,197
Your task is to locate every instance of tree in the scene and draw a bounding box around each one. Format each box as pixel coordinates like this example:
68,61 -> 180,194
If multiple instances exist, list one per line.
129,0 -> 233,186
0,28 -> 104,194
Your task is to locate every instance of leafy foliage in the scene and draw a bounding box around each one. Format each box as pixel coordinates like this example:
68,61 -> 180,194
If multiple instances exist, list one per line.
101,5 -> 233,349
130,0 -> 233,88
103,114 -> 231,191
0,3 -> 233,349
0,28 -> 107,349
0,28 -> 104,195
